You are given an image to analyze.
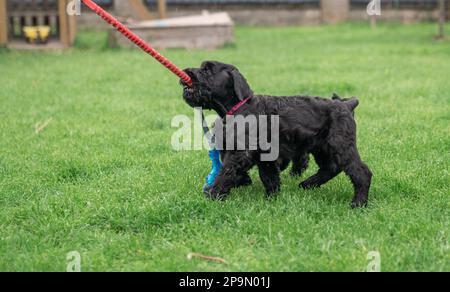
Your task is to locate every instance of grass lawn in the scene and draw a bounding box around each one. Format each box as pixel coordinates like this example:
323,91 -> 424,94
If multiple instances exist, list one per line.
0,23 -> 449,272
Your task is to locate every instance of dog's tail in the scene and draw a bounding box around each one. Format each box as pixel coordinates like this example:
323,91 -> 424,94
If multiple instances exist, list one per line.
332,93 -> 359,111
344,98 -> 359,111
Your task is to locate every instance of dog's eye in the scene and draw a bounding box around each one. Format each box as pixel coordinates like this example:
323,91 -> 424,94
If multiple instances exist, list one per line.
203,64 -> 216,74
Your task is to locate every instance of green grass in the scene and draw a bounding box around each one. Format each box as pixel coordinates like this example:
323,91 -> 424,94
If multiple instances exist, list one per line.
0,23 -> 449,272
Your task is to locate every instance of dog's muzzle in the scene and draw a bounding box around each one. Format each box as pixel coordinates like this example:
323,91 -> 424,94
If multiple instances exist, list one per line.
183,85 -> 204,108
181,68 -> 213,108
183,86 -> 194,97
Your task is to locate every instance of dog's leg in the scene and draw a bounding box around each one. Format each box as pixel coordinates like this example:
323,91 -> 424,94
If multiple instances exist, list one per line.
300,167 -> 340,189
236,172 -> 252,188
342,158 -> 372,208
278,158 -> 291,172
257,161 -> 281,197
300,151 -> 340,189
219,151 -> 253,188
290,153 -> 310,177
327,114 -> 372,208
205,151 -> 254,200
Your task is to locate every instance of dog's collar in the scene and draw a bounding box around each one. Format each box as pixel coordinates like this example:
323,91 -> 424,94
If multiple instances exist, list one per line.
226,96 -> 253,116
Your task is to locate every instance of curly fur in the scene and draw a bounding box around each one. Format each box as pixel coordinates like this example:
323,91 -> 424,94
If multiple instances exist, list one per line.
182,61 -> 372,208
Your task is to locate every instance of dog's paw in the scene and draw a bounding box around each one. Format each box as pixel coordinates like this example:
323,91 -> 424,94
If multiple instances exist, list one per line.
236,175 -> 252,188
290,168 -> 303,177
350,196 -> 368,209
299,180 -> 318,190
203,186 -> 228,201
265,191 -> 280,200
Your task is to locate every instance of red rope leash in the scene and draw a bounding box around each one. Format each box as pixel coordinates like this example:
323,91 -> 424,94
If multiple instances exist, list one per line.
81,0 -> 192,87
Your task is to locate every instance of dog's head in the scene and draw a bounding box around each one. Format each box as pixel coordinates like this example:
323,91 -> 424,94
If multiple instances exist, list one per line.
181,61 -> 253,115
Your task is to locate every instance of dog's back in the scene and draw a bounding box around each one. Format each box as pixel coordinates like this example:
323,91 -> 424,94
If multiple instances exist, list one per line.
255,94 -> 358,122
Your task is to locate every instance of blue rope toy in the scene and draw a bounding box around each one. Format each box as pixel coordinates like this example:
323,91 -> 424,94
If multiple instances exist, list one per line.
200,111 -> 222,191
205,149 -> 222,190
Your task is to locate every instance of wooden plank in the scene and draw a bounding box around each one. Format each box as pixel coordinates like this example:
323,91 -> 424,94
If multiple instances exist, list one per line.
25,13 -> 33,26
445,0 -> 450,20
50,14 -> 57,36
113,25 -> 234,50
133,12 -> 234,29
128,0 -> 153,20
38,14 -> 45,26
68,12 -> 77,45
13,16 -> 20,37
58,0 -> 69,47
0,0 -> 7,45
158,0 -> 167,19
438,0 -> 445,38
321,0 -> 349,24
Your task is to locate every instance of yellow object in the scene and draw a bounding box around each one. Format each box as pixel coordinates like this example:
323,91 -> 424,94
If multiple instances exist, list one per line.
37,26 -> 50,42
23,26 -> 38,43
22,26 -> 51,43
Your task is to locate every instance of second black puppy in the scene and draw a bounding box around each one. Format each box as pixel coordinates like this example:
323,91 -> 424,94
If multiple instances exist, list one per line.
182,61 -> 372,208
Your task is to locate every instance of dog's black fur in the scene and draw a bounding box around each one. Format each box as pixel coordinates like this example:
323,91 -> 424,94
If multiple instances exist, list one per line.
182,61 -> 372,208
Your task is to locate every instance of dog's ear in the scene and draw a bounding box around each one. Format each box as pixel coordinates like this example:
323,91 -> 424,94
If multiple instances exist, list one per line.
230,69 -> 253,101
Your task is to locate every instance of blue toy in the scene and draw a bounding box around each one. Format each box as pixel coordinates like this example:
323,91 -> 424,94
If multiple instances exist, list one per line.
200,111 -> 222,191
205,149 -> 222,190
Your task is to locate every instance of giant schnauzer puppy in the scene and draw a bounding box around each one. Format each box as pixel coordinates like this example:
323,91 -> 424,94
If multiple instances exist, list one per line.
181,61 -> 372,208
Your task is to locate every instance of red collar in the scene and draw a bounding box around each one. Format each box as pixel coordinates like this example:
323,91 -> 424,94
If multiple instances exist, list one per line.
226,96 -> 253,116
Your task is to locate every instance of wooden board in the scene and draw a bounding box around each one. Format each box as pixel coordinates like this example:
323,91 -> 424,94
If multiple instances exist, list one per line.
112,12 -> 234,50
158,0 -> 167,19
114,0 -> 167,21
132,12 -> 234,29
128,0 -> 153,20
321,0 -> 349,24
59,0 -> 77,47
68,8 -> 77,45
8,39 -> 66,50
59,0 -> 70,47
447,0 -> 450,20
0,0 -> 7,45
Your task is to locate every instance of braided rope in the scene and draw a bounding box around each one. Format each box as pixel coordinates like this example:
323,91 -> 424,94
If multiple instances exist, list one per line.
81,0 -> 193,87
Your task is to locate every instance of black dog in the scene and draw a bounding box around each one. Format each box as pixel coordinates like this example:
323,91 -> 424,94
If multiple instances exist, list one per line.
182,61 -> 372,208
